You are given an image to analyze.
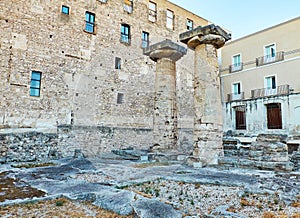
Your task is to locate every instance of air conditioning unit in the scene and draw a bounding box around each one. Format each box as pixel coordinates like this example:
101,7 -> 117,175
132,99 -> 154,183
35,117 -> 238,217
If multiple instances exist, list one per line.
98,0 -> 107,3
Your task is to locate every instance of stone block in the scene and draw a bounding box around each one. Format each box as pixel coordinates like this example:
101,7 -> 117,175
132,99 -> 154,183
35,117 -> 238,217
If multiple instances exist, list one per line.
132,199 -> 182,218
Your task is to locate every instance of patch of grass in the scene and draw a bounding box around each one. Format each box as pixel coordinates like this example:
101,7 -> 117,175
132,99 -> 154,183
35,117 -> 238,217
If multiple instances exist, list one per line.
12,162 -> 56,168
55,198 -> 67,207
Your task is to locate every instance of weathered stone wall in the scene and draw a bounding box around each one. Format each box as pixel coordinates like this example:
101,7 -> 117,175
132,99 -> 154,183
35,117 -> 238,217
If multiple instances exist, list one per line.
0,131 -> 61,163
220,134 -> 296,171
58,125 -> 153,157
0,0 -> 204,159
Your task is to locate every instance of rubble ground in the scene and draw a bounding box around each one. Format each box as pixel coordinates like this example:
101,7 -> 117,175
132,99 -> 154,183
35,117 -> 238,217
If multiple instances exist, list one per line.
0,157 -> 299,217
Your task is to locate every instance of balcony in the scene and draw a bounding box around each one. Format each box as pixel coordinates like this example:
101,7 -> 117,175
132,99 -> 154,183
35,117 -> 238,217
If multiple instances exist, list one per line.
256,51 -> 284,66
227,92 -> 245,102
251,84 -> 290,99
229,63 -> 243,73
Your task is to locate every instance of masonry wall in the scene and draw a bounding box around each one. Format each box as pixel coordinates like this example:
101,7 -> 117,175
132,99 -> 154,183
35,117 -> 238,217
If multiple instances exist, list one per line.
0,0 -> 207,160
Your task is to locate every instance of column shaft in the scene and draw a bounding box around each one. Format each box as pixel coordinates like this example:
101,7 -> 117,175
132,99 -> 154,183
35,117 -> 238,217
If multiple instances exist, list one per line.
193,44 -> 223,165
153,58 -> 177,150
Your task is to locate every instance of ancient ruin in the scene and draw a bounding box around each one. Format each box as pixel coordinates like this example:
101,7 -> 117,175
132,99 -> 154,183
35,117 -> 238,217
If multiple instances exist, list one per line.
179,25 -> 231,165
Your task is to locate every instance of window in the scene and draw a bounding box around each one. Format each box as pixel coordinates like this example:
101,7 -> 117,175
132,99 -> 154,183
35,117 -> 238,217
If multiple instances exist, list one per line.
264,44 -> 276,63
117,93 -> 124,104
85,11 -> 95,33
115,57 -> 121,69
186,19 -> 193,30
141,31 -> 149,48
231,82 -> 242,101
266,103 -> 282,129
30,71 -> 42,97
265,76 -> 277,96
149,1 -> 157,22
232,83 -> 241,95
232,54 -> 242,72
123,0 -> 133,13
61,5 -> 69,15
235,106 -> 246,130
121,24 -> 130,44
166,9 -> 174,30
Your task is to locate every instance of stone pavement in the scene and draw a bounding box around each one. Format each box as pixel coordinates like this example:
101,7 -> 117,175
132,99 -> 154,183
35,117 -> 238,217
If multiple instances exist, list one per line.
0,156 -> 299,217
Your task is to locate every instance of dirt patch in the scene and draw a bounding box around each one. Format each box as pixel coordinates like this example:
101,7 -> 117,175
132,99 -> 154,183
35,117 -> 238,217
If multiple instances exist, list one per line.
0,197 -> 134,218
0,172 -> 45,202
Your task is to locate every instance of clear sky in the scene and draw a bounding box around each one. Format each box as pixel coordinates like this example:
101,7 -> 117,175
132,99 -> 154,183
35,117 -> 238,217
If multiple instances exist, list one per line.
169,0 -> 300,40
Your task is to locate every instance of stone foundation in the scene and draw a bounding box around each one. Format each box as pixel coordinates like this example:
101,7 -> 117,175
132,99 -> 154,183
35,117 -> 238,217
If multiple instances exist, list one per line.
0,125 -> 194,163
0,131 -> 61,163
220,134 -> 298,171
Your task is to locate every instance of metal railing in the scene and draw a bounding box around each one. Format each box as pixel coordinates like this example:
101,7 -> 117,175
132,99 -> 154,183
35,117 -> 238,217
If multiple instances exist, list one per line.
229,63 -> 243,73
227,92 -> 245,102
251,84 -> 290,99
256,51 -> 284,66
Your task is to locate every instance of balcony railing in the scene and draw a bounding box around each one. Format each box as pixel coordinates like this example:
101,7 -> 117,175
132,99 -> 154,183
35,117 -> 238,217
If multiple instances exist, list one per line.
229,63 -> 243,73
251,84 -> 290,99
256,51 -> 284,66
227,92 -> 245,102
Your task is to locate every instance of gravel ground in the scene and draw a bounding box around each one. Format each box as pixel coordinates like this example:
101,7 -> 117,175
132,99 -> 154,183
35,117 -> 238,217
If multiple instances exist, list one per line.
1,159 -> 299,218
75,173 -> 300,218
125,179 -> 300,217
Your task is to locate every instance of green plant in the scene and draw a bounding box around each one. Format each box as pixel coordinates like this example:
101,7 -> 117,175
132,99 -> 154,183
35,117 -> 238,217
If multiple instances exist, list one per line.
190,199 -> 194,206
55,200 -> 64,207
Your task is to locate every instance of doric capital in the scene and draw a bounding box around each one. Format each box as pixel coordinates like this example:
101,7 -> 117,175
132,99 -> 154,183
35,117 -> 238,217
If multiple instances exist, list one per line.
143,39 -> 187,62
179,24 -> 231,49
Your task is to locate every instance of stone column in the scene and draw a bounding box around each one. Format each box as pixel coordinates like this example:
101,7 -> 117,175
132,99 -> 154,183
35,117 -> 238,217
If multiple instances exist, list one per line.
144,40 -> 187,151
180,24 -> 231,165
